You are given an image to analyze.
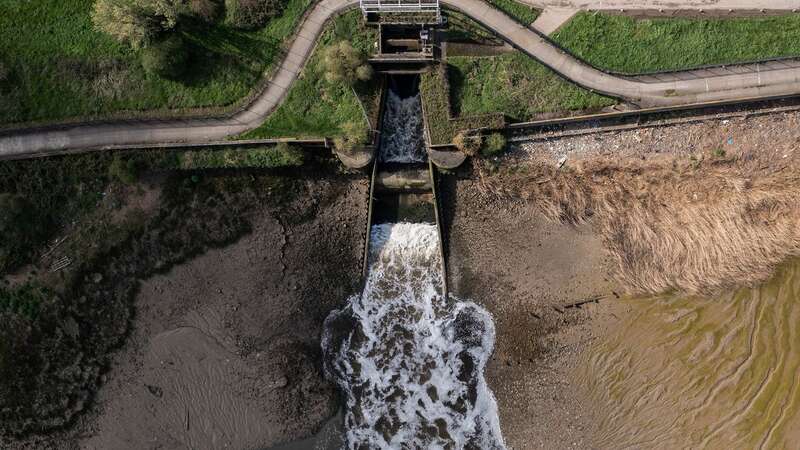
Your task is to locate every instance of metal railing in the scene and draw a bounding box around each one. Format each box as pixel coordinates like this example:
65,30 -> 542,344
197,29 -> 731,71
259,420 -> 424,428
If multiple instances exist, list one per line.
360,0 -> 439,13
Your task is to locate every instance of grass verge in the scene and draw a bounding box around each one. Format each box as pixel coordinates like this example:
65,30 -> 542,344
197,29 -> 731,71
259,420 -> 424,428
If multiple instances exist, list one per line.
553,12 -> 800,73
241,11 -> 378,139
0,0 -> 312,126
420,65 -> 506,146
244,11 -> 377,139
448,53 -> 616,122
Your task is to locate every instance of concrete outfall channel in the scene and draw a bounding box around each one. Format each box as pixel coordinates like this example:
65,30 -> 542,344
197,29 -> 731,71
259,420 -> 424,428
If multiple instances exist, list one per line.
3,0 -> 800,157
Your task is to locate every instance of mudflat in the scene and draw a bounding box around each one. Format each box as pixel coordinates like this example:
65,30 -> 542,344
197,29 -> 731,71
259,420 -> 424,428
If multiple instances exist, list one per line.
442,176 -> 616,449
8,172 -> 368,449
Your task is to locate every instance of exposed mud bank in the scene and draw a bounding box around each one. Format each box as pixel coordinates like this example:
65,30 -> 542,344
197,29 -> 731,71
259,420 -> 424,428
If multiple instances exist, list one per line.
6,168 -> 368,449
441,175 -> 615,449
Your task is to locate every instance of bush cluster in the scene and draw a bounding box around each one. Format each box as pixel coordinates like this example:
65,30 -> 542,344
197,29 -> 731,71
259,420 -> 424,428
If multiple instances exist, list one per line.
481,132 -> 507,156
225,0 -> 287,29
0,194 -> 45,273
323,41 -> 373,87
333,121 -> 369,154
175,143 -> 306,169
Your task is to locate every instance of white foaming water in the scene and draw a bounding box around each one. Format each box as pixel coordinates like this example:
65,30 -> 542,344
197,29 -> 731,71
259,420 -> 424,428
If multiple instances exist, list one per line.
379,91 -> 426,163
322,223 -> 505,449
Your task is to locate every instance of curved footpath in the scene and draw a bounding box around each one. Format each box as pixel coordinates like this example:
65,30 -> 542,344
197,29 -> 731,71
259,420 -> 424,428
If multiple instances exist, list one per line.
2,0 -> 800,158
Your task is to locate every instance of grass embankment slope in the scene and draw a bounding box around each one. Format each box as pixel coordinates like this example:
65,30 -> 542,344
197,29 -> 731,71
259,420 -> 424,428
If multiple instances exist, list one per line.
448,12 -> 800,123
242,11 -> 378,139
426,8 -> 611,143
0,0 -> 311,125
553,12 -> 800,73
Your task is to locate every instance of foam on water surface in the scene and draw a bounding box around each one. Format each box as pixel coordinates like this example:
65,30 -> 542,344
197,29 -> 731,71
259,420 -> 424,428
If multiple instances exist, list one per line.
379,91 -> 426,163
323,223 -> 505,449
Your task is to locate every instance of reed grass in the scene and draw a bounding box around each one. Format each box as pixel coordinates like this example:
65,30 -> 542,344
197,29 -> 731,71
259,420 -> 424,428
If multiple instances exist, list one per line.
479,150 -> 800,295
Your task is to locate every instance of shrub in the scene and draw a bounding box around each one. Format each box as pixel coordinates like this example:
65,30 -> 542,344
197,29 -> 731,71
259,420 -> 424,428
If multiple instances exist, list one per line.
0,194 -> 43,273
189,0 -> 222,22
92,0 -> 160,48
225,0 -> 286,29
481,132 -> 507,156
108,154 -> 139,184
141,35 -> 189,79
333,121 -> 369,154
323,41 -> 373,87
176,143 -> 305,169
453,131 -> 482,156
0,62 -> 8,83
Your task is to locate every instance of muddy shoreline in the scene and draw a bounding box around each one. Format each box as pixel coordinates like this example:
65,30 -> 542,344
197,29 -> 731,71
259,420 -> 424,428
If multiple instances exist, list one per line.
4,167 -> 368,449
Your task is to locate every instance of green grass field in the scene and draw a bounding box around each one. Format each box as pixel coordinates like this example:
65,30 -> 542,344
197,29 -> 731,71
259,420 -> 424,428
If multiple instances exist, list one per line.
554,12 -> 800,73
242,11 -> 377,139
448,53 -> 615,121
0,0 -> 312,125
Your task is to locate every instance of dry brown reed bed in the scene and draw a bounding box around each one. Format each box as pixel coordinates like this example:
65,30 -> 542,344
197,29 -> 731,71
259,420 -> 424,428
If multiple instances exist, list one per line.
478,148 -> 800,295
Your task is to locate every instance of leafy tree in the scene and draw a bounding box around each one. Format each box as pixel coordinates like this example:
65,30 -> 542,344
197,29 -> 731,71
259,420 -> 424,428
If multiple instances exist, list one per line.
333,121 -> 369,154
93,0 -> 157,48
141,35 -> 189,79
453,131 -> 482,156
481,132 -> 507,156
323,41 -> 373,87
92,0 -> 186,48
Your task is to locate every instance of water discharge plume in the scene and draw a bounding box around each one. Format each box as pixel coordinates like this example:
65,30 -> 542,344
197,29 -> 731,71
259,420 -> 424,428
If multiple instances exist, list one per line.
322,223 -> 505,449
379,91 -> 426,163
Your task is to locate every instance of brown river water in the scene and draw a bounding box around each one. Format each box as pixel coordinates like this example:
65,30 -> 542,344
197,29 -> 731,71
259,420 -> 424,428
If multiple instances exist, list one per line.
577,261 -> 800,449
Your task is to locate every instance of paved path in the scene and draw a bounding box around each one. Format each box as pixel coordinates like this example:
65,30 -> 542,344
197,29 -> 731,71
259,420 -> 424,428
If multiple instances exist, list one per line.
3,0 -> 800,157
531,8 -> 577,35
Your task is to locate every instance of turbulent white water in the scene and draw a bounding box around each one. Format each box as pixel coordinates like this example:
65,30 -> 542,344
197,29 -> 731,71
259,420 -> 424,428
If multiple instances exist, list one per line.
379,91 -> 427,163
323,223 -> 505,449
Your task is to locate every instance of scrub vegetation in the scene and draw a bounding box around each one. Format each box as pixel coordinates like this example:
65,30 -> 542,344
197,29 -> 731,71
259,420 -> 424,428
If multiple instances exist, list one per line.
554,12 -> 800,73
243,11 -> 378,139
0,0 -> 312,125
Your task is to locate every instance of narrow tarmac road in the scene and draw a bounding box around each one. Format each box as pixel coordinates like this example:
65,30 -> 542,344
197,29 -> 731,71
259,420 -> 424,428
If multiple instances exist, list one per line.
2,0 -> 800,158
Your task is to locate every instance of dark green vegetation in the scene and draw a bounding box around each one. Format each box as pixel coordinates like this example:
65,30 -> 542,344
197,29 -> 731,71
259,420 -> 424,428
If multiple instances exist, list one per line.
486,0 -> 539,24
0,0 -> 311,125
0,146 -> 331,436
448,53 -> 615,121
0,145 -> 306,274
554,12 -> 800,73
140,35 -> 190,79
243,11 -> 378,139
176,143 -> 306,168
